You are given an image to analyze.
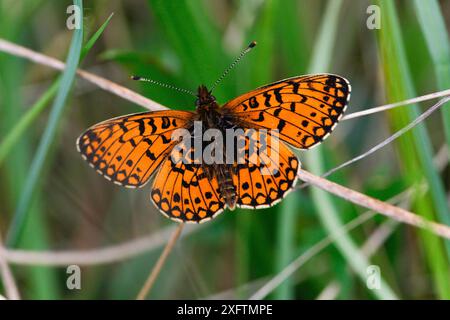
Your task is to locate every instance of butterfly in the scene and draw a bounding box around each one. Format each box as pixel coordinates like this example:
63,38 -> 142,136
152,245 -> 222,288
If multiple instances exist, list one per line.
77,72 -> 350,223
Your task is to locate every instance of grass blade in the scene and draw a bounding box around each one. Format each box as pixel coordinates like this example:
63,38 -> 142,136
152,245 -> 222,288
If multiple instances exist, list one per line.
147,0 -> 225,97
80,12 -> 114,60
304,0 -> 398,299
0,0 -> 60,299
272,0 -> 308,300
0,81 -> 59,167
6,0 -> 84,246
413,0 -> 450,151
377,0 -> 450,298
238,0 -> 280,297
0,13 -> 114,168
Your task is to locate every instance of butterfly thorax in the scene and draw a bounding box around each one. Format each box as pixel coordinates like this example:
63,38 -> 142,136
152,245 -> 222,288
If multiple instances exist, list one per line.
195,85 -> 220,126
195,85 -> 237,210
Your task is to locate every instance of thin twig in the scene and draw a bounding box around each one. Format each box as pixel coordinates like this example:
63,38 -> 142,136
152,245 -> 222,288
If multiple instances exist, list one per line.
297,97 -> 450,191
314,96 -> 450,184
1,223 -> 198,266
249,212 -> 374,300
206,277 -> 270,300
298,170 -> 450,239
0,232 -> 20,300
362,220 -> 399,257
250,188 -> 416,300
343,88 -> 450,120
316,282 -> 341,300
136,223 -> 184,300
2,38 -> 450,120
0,38 -> 166,111
434,145 -> 449,170
316,219 -> 399,300
2,180 -> 432,268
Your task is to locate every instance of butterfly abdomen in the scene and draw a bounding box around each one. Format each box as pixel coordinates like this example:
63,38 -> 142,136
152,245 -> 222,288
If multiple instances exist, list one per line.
217,165 -> 237,210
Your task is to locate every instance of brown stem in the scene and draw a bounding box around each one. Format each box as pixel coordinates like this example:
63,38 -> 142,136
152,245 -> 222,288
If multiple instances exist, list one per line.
136,223 -> 184,300
298,170 -> 450,239
0,38 -> 166,111
0,231 -> 20,300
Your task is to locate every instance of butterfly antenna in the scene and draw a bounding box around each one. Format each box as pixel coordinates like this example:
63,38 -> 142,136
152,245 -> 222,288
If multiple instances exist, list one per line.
210,41 -> 257,92
130,76 -> 196,96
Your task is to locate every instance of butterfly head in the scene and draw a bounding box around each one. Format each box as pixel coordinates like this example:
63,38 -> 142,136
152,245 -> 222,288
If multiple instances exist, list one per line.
196,85 -> 217,109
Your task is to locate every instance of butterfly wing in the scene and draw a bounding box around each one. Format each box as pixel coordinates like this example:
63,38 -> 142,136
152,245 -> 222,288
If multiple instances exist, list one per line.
231,130 -> 300,209
77,110 -> 195,188
151,150 -> 225,223
221,74 -> 350,149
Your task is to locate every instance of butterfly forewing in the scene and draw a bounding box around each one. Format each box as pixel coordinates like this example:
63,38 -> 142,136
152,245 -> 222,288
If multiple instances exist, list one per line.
221,74 -> 350,149
77,110 -> 195,188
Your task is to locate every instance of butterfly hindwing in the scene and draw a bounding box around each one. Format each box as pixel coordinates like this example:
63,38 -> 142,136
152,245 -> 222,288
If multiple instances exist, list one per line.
221,74 -> 350,149
232,130 -> 300,209
151,152 -> 225,222
77,110 -> 195,188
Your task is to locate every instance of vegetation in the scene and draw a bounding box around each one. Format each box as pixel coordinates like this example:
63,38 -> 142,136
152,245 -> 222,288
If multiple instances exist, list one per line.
0,0 -> 449,299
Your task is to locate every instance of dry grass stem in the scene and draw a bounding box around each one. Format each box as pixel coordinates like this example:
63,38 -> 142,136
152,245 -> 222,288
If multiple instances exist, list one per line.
317,219 -> 400,300
1,224 -> 198,266
0,38 -> 166,111
136,223 -> 184,300
298,170 -> 450,239
2,38 -> 450,120
297,98 -> 450,191
343,89 -> 450,120
0,232 -> 20,300
251,190 -> 413,300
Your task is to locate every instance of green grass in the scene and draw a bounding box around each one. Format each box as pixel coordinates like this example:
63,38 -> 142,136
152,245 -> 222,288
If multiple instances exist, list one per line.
0,0 -> 449,300
6,0 -> 84,246
303,0 -> 396,300
377,0 -> 450,299
0,0 -> 58,299
413,0 -> 450,150
0,13 -> 114,168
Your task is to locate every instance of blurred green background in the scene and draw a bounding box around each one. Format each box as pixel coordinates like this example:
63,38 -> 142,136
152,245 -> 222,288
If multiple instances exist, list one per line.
0,0 -> 449,299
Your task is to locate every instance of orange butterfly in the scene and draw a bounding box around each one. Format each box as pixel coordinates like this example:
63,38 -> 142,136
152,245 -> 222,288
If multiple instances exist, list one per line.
77,45 -> 350,223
